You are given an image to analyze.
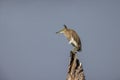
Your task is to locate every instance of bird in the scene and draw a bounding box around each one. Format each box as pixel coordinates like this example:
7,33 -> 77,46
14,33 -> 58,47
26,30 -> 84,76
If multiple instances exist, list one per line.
56,24 -> 82,53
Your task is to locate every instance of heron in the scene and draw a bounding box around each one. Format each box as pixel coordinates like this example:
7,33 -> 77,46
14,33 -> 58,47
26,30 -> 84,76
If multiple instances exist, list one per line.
56,25 -> 82,53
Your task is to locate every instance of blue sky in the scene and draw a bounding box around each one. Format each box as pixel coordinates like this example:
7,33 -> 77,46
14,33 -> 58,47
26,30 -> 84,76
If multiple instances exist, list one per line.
0,0 -> 120,80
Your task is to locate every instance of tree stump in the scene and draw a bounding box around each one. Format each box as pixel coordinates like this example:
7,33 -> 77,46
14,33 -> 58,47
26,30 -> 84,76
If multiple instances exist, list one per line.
66,51 -> 85,80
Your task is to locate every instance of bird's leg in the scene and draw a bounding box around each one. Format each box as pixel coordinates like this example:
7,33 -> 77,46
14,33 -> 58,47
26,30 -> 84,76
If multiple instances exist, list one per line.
72,47 -> 77,54
71,43 -> 77,53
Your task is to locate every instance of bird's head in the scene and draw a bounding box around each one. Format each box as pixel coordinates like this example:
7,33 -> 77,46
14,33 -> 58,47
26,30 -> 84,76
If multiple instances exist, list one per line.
56,24 -> 68,34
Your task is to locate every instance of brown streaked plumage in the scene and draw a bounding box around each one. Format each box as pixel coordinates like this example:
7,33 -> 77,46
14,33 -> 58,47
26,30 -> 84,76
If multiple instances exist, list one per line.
56,25 -> 82,52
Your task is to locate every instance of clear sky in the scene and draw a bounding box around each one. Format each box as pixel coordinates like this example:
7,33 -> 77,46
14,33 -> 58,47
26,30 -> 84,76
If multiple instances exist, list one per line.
0,0 -> 120,80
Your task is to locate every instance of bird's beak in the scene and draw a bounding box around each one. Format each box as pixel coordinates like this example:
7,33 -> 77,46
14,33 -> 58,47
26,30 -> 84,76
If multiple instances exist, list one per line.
56,29 -> 63,34
56,31 -> 60,34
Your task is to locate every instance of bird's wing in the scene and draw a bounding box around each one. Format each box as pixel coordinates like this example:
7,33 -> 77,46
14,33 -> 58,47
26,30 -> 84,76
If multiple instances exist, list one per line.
71,30 -> 81,47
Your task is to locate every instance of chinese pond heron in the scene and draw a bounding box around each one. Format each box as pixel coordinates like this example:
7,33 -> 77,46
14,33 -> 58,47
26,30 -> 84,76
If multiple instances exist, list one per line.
56,25 -> 82,53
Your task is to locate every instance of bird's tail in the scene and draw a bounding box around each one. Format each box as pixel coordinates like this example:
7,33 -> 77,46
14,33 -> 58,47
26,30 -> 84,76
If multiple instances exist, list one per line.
77,46 -> 82,52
